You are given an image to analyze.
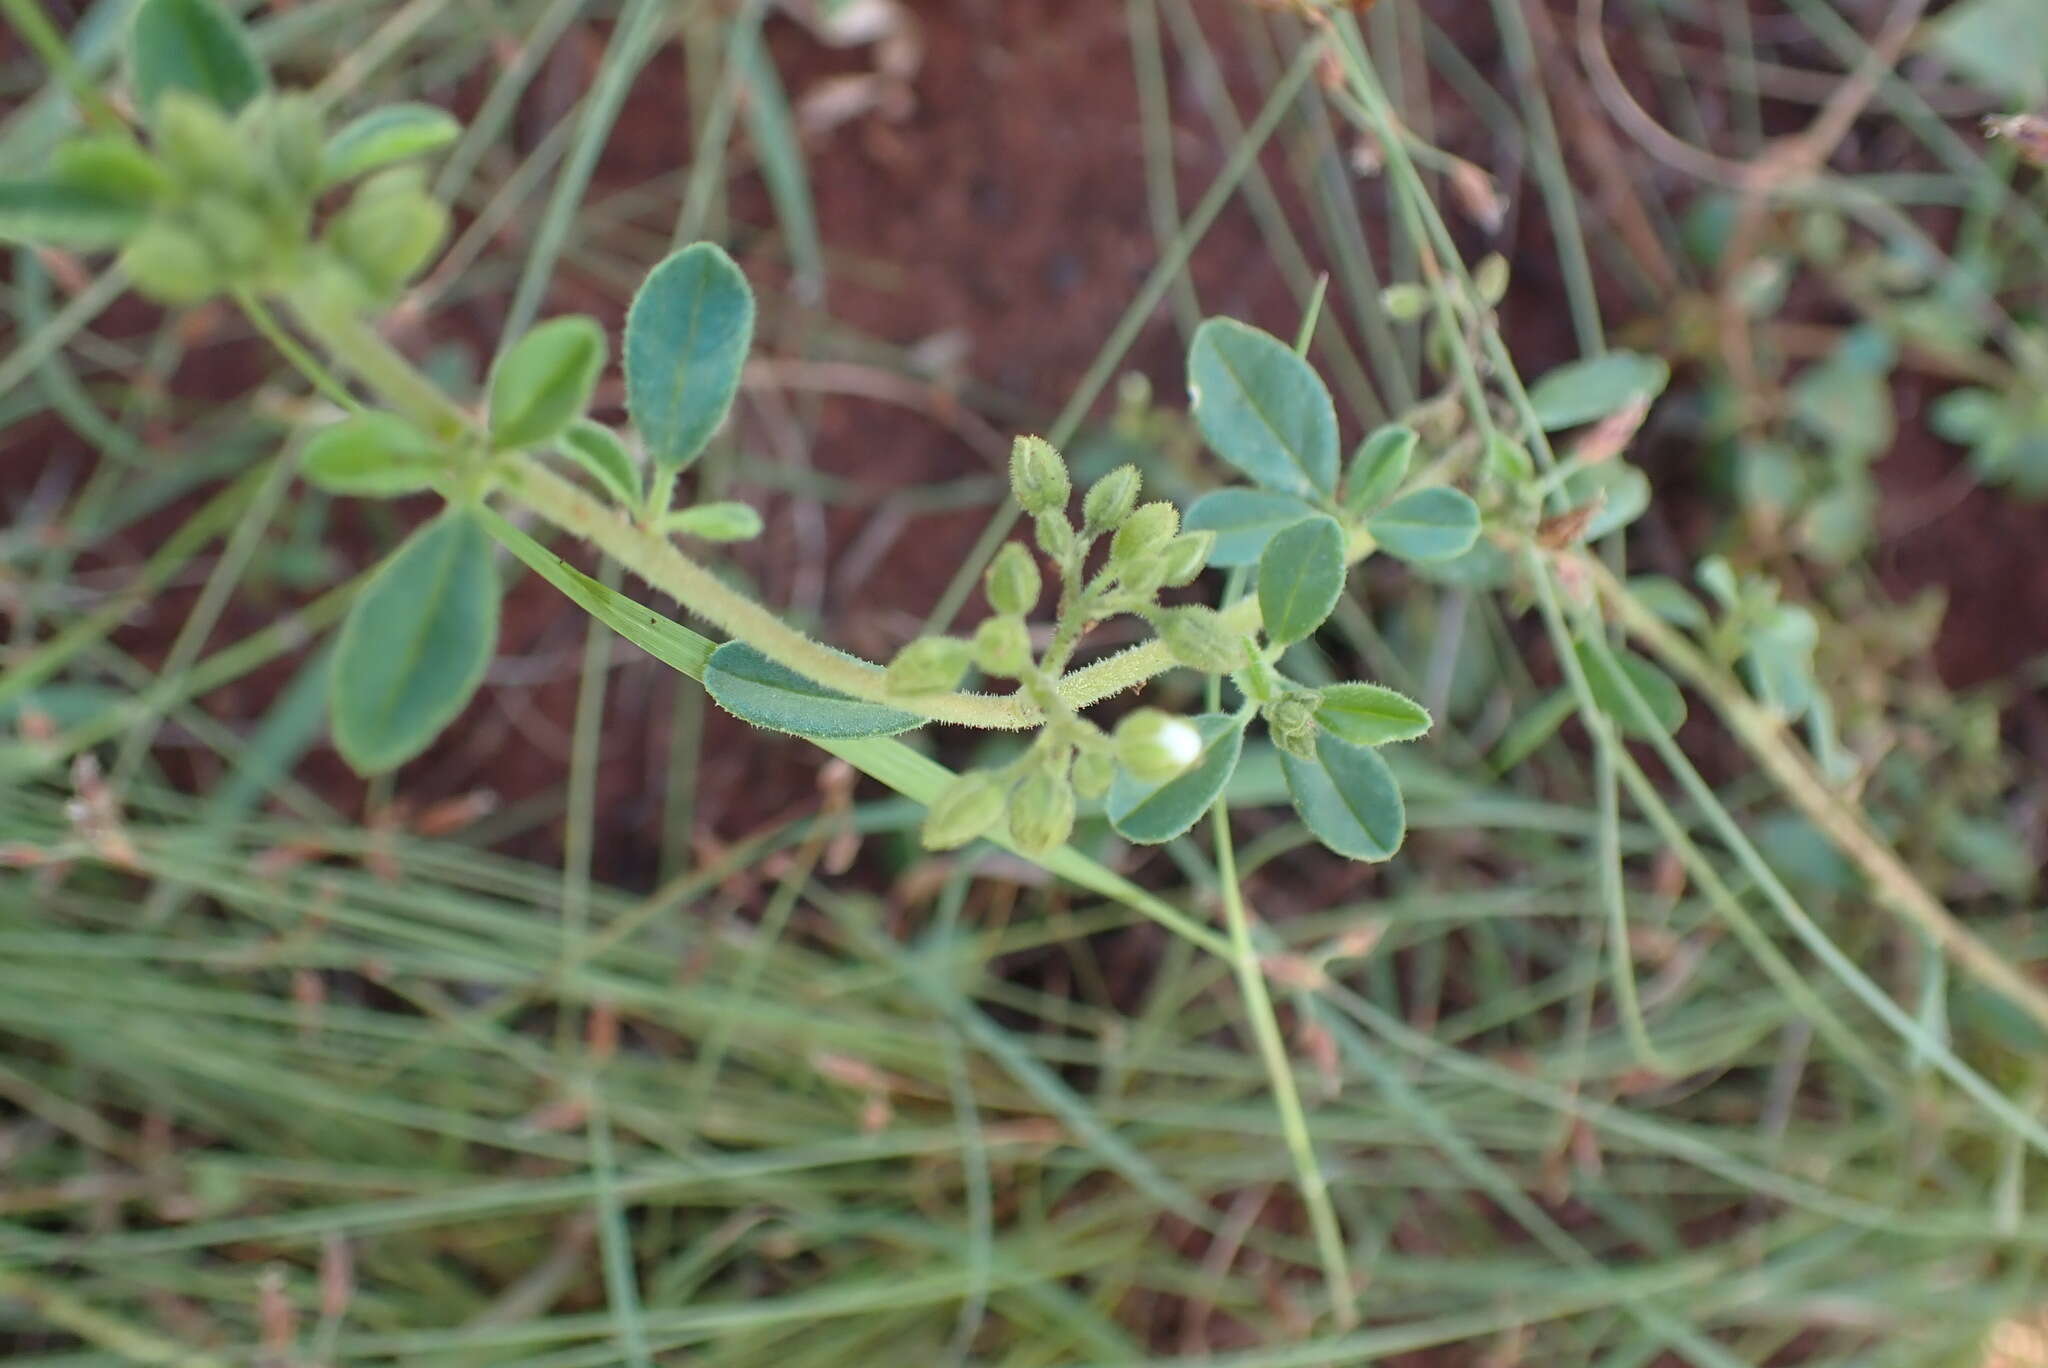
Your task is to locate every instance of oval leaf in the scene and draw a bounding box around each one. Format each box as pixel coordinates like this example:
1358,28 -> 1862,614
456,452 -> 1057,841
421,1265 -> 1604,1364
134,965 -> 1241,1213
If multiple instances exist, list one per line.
1564,462 -> 1652,541
489,316 -> 607,451
320,103 -> 462,186
1366,486 -> 1482,563
626,242 -> 755,471
704,641 -> 921,739
0,180 -> 145,247
1188,317 -> 1339,498
559,420 -> 640,509
1106,712 -> 1248,844
1315,682 -> 1431,747
1183,489 -> 1321,567
302,412 -> 443,497
130,0 -> 267,117
1343,424 -> 1416,514
1282,732 -> 1406,862
1257,515 -> 1346,647
330,511 -> 501,773
1527,352 -> 1669,432
1574,641 -> 1687,739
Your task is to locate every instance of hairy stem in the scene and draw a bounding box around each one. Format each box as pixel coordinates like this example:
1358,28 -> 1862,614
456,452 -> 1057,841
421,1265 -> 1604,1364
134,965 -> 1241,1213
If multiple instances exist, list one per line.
281,284 -> 1363,732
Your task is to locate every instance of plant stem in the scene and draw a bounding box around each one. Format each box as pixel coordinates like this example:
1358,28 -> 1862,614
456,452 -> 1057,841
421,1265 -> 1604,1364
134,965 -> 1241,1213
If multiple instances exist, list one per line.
1210,795 -> 1356,1329
279,284 -> 1392,736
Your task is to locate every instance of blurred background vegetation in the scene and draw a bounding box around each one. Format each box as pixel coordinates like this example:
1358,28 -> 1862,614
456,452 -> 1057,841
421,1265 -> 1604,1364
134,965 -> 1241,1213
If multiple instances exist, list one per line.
4,0 -> 2048,1363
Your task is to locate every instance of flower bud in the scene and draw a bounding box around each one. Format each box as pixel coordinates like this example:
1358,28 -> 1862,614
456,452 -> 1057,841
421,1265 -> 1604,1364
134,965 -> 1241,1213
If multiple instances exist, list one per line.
1265,693 -> 1321,761
972,614 -> 1033,677
885,636 -> 972,696
1006,770 -> 1075,857
922,772 -> 1008,851
1157,531 -> 1214,587
1381,282 -> 1432,321
1159,605 -> 1244,675
985,542 -> 1042,616
1116,709 -> 1204,784
1115,556 -> 1167,599
1009,435 -> 1071,515
662,501 -> 762,542
1082,464 -> 1141,533
189,193 -> 271,273
119,220 -> 221,304
1034,511 -> 1076,563
257,92 -> 328,202
1110,500 -> 1178,563
154,90 -> 253,192
1071,750 -> 1115,799
1473,252 -> 1510,307
329,166 -> 447,294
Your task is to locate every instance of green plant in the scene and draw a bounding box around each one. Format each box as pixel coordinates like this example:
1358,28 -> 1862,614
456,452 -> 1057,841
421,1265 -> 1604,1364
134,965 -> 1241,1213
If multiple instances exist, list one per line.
8,2 -> 2048,1361
2,0 -> 1463,870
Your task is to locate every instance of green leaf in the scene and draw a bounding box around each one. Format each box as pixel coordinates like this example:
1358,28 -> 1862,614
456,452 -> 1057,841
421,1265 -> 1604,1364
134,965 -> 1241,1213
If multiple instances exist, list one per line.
1282,732 -> 1405,862
1105,712 -> 1247,844
1527,352 -> 1669,431
1257,515 -> 1346,646
704,641 -> 922,739
559,420 -> 640,508
1563,461 -> 1652,541
488,316 -> 607,451
1574,641 -> 1687,739
1366,486 -> 1481,562
330,511 -> 501,773
1187,317 -> 1339,498
1343,424 -> 1416,514
626,242 -> 755,471
1315,682 -> 1431,747
1927,0 -> 2048,104
1183,489 -> 1321,567
320,103 -> 462,186
129,0 -> 267,118
1626,576 -> 1709,632
1745,604 -> 1819,719
0,180 -> 145,246
301,412 -> 443,497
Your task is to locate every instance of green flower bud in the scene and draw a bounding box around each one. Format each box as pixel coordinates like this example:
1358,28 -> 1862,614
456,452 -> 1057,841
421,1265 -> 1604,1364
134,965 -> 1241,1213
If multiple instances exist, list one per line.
1110,500 -> 1178,563
922,772 -> 1008,851
1082,463 -> 1141,534
1034,511 -> 1077,563
1071,750 -> 1115,800
256,92 -> 328,201
1009,434 -> 1071,515
1381,281 -> 1432,322
154,90 -> 254,192
1157,531 -> 1214,587
189,193 -> 271,273
118,220 -> 221,304
1265,693 -> 1321,762
1159,605 -> 1244,675
885,636 -> 972,696
1473,252 -> 1510,307
985,542 -> 1042,616
329,166 -> 448,294
1115,556 -> 1168,599
1116,709 -> 1204,784
972,615 -> 1033,677
1006,770 -> 1075,857
660,501 -> 763,542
